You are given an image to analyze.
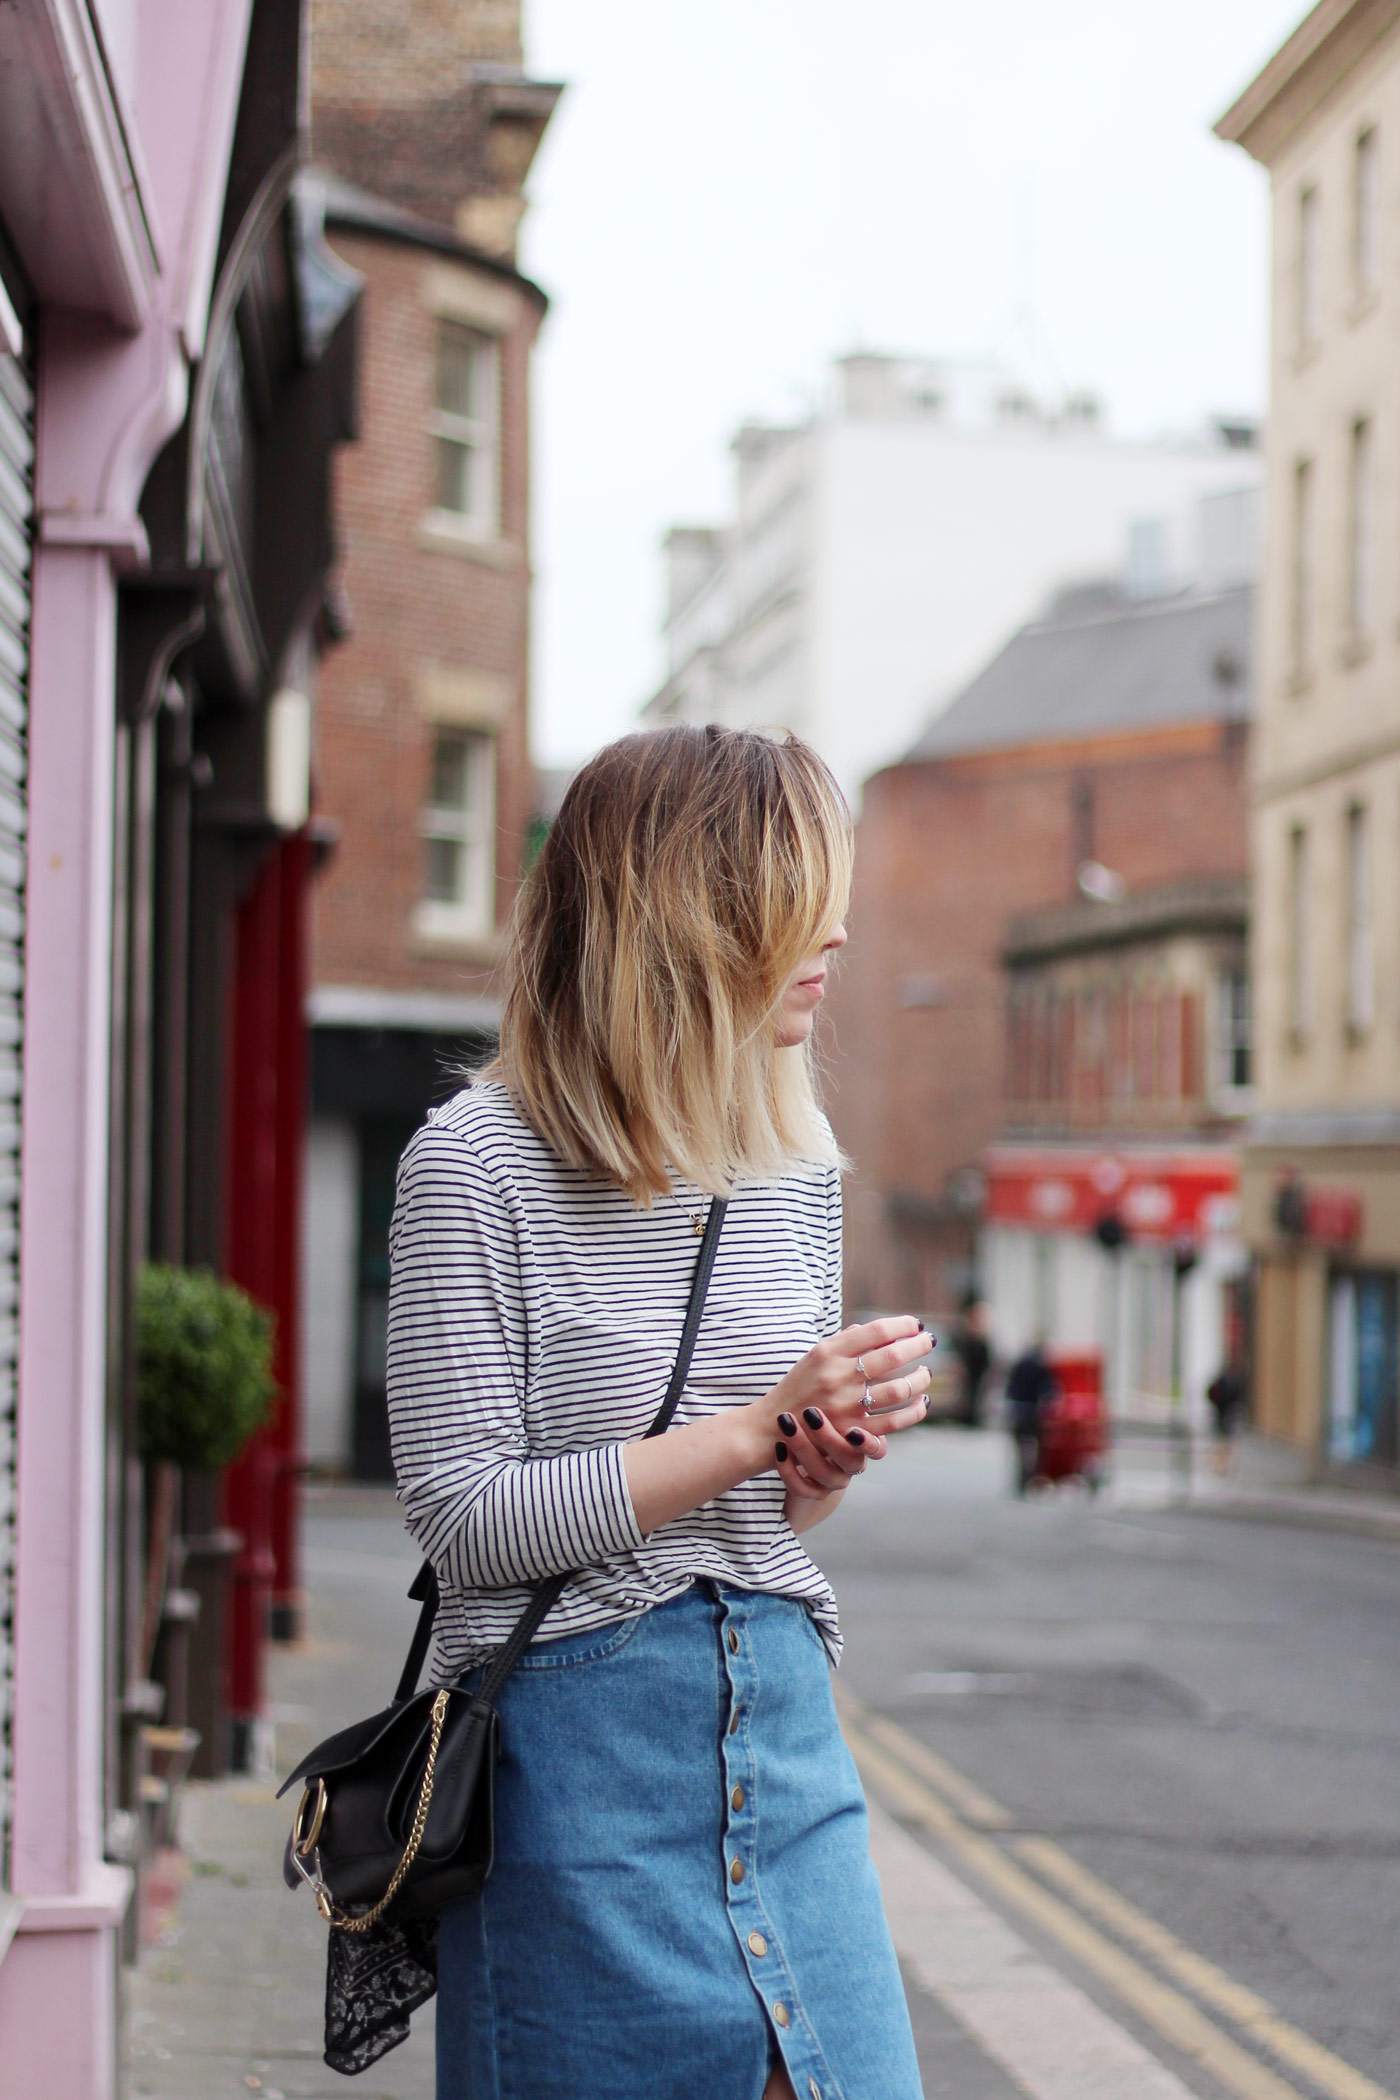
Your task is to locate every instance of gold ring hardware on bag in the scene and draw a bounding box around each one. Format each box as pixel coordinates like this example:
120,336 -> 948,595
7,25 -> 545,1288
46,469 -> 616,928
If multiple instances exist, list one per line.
316,1689 -> 452,1934
293,1778 -> 328,1857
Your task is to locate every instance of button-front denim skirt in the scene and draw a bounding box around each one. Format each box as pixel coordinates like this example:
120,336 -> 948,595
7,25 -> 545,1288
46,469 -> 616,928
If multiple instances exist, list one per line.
435,1580 -> 923,2100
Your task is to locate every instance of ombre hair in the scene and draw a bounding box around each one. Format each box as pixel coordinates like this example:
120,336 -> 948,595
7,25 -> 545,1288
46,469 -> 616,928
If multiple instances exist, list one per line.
479,725 -> 852,1202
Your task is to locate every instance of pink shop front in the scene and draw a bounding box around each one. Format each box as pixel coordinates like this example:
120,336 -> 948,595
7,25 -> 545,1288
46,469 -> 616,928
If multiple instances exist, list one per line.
0,6 -> 360,2095
981,1146 -> 1251,1428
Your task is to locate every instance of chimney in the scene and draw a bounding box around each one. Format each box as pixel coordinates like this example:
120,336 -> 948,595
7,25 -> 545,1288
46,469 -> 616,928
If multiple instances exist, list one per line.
310,0 -> 560,258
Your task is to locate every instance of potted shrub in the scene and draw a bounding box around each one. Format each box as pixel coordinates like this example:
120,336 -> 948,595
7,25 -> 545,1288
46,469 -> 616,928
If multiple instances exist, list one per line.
135,1264 -> 277,1674
137,1263 -> 277,1470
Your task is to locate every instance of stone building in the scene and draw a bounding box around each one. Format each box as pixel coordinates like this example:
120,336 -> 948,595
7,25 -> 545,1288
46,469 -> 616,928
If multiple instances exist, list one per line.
304,0 -> 558,1475
1218,0 -> 1400,1485
827,568 -> 1253,1325
983,878 -> 1252,1424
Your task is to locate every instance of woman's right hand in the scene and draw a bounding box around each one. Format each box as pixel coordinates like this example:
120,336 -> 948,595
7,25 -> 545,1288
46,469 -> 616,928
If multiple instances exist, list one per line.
749,1317 -> 934,1497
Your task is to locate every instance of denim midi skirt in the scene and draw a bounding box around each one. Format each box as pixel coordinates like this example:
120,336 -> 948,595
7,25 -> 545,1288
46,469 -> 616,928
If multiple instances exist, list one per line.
435,1580 -> 923,2100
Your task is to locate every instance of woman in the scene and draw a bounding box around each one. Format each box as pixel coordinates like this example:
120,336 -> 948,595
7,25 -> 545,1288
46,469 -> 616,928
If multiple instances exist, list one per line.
387,724 -> 932,2100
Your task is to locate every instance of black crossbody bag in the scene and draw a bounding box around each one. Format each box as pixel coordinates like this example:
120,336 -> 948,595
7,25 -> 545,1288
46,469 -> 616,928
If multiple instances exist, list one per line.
278,1195 -> 728,1943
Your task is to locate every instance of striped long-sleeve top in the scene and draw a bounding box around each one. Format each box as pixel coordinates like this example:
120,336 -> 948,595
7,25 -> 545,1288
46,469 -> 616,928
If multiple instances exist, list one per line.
385,1080 -> 844,1675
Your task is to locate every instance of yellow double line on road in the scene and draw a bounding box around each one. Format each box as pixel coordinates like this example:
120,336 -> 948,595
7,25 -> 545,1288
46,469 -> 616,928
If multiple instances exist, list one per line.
839,1693 -> 1396,2100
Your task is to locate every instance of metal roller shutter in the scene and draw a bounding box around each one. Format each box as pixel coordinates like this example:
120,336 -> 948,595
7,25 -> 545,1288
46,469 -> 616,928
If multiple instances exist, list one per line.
0,286 -> 32,1885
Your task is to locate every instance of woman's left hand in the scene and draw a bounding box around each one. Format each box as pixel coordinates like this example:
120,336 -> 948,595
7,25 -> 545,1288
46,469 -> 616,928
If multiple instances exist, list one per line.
777,1413 -> 888,1507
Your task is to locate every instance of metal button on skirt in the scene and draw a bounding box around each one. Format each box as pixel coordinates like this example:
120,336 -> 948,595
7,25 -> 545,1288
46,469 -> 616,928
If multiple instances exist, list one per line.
435,1580 -> 923,2100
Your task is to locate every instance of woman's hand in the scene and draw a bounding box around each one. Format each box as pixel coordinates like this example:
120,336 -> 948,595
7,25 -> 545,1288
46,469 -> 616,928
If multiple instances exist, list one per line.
624,1317 -> 933,1542
752,1317 -> 934,1506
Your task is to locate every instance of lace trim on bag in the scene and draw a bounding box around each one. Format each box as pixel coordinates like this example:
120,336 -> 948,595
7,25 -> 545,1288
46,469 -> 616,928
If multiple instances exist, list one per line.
323,1913 -> 438,2076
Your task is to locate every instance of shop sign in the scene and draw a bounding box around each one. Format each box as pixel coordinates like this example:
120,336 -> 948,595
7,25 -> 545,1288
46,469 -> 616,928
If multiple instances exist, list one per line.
985,1149 -> 1237,1243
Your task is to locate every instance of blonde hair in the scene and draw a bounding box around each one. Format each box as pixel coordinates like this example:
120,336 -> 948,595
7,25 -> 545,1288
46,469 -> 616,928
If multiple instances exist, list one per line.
480,725 -> 851,1202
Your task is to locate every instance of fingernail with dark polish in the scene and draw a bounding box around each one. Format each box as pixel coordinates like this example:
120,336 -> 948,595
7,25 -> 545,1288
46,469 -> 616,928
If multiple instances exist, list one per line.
802,1408 -> 824,1431
777,1413 -> 797,1437
845,1428 -> 865,1447
774,1441 -> 788,1462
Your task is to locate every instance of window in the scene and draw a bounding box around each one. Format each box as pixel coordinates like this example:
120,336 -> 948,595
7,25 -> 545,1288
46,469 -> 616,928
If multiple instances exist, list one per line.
421,727 -> 495,935
1133,990 -> 1156,1101
1035,991 -> 1057,1103
1353,128 -> 1379,299
1179,988 -> 1201,1100
1297,185 -> 1321,351
1057,997 -> 1076,1111
1347,418 -> 1375,642
1007,990 -> 1032,1102
1082,988 -> 1108,1110
1290,458 -> 1314,679
1214,965 -> 1252,1095
430,322 -> 499,533
1345,803 -> 1373,1032
1156,990 -> 1182,1101
1328,1271 -> 1399,1466
1287,824 -> 1310,1038
1110,987 -> 1133,1104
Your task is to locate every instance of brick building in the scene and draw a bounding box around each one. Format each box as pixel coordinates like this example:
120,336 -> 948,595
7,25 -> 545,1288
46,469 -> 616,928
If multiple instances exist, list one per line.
304,0 -> 559,1475
983,877 -> 1252,1424
827,577 -> 1253,1325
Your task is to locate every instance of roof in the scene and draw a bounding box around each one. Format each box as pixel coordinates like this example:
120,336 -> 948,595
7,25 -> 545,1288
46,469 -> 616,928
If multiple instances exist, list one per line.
1215,0 -> 1400,165
310,170 -> 548,309
906,584 -> 1252,764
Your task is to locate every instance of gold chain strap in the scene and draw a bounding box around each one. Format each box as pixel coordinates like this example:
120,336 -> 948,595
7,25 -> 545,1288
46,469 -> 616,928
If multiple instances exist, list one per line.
316,1688 -> 452,1933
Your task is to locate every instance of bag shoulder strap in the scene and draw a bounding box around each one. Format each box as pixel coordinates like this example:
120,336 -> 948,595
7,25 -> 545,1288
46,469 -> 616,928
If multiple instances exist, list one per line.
394,1194 -> 728,1705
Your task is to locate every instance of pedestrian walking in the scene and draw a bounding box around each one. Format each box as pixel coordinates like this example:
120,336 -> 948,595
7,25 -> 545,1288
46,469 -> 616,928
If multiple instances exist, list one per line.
1206,1361 -> 1247,1475
949,1290 -> 994,1428
384,726 -> 931,2100
1005,1341 -> 1058,1496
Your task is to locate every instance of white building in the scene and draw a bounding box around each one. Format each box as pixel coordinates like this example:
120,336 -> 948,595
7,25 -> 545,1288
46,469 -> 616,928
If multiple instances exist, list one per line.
643,352 -> 1261,799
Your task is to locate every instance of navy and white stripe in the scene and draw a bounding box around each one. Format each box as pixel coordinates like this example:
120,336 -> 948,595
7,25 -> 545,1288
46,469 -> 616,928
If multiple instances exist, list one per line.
386,1080 -> 844,1674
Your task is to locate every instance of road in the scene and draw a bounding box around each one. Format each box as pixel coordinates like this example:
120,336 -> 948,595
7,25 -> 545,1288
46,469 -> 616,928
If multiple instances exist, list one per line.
816,1426 -> 1400,2100
127,1438 -> 1400,2100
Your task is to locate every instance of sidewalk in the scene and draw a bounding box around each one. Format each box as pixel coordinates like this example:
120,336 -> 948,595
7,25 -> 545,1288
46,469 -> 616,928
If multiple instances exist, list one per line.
906,1413 -> 1400,1539
123,1497 -> 439,2100
1106,1425 -> 1400,1539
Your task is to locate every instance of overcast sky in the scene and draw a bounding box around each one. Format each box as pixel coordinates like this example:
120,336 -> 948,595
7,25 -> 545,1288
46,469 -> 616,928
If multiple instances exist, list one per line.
519,1 -> 1305,770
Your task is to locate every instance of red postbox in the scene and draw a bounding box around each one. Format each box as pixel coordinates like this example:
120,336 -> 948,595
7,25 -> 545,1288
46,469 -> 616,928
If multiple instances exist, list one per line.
1040,1351 -> 1110,1490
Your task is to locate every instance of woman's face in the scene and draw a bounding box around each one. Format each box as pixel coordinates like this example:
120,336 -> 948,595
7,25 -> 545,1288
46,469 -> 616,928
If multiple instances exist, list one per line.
774,921 -> 848,1048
